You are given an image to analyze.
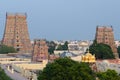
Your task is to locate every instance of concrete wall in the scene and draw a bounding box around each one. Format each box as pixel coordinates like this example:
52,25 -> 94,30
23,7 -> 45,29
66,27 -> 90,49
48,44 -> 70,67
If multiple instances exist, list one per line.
0,57 -> 31,64
96,60 -> 120,74
13,60 -> 48,70
71,55 -> 82,62
54,50 -> 81,55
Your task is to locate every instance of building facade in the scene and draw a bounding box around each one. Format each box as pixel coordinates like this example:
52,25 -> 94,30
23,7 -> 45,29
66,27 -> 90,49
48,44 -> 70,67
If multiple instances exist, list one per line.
2,13 -> 32,53
95,26 -> 118,58
32,39 -> 48,62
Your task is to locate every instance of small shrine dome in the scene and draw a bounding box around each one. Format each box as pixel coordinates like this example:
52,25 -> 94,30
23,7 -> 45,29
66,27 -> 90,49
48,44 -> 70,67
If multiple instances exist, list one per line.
81,50 -> 96,63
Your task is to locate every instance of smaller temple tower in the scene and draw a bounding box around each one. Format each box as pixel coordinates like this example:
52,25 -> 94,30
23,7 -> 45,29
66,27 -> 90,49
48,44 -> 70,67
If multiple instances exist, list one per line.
32,39 -> 48,62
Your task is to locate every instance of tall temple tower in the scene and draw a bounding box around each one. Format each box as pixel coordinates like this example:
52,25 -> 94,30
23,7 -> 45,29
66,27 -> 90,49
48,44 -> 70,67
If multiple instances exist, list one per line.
95,26 -> 118,58
2,13 -> 32,53
32,39 -> 48,62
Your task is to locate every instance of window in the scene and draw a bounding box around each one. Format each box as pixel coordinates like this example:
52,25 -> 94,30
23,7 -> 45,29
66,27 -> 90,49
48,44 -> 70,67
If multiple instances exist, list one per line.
16,48 -> 20,51
17,45 -> 19,47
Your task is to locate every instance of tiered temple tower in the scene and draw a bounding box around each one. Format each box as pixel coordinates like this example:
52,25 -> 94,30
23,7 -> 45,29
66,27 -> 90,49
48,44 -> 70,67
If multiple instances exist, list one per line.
32,39 -> 48,62
2,13 -> 32,53
95,26 -> 118,58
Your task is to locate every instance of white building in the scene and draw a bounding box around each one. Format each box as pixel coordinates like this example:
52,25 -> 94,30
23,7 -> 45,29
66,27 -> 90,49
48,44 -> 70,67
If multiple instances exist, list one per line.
115,40 -> 120,48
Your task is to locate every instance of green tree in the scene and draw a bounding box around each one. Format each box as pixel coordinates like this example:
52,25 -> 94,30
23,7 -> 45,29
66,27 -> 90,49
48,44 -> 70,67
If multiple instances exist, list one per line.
0,67 -> 12,80
47,41 -> 57,54
62,41 -> 68,50
38,58 -> 95,80
56,41 -> 68,50
0,45 -> 17,54
97,69 -> 120,80
56,44 -> 63,50
89,40 -> 115,59
117,46 -> 120,58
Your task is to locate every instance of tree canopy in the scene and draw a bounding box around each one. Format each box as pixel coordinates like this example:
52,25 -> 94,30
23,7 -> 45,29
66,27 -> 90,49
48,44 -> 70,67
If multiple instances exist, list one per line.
38,57 -> 95,80
0,45 -> 17,54
56,41 -> 68,50
47,41 -> 57,54
97,69 -> 120,80
89,40 -> 115,59
117,46 -> 120,58
0,67 -> 12,80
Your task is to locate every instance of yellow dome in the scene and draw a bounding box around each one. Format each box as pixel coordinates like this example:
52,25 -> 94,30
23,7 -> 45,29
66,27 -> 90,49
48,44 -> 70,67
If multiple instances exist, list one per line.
81,50 -> 96,63
85,50 -> 93,56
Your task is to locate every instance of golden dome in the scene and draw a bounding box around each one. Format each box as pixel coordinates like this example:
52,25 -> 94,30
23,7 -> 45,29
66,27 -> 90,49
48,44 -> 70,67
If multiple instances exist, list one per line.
81,50 -> 96,63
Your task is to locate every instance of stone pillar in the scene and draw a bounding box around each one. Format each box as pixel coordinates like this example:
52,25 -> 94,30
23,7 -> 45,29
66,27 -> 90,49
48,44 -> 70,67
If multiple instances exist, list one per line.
7,65 -> 10,71
11,68 -> 14,74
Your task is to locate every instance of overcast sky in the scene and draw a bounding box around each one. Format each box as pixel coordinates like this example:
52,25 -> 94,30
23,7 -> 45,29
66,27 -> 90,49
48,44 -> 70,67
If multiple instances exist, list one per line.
0,0 -> 120,40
